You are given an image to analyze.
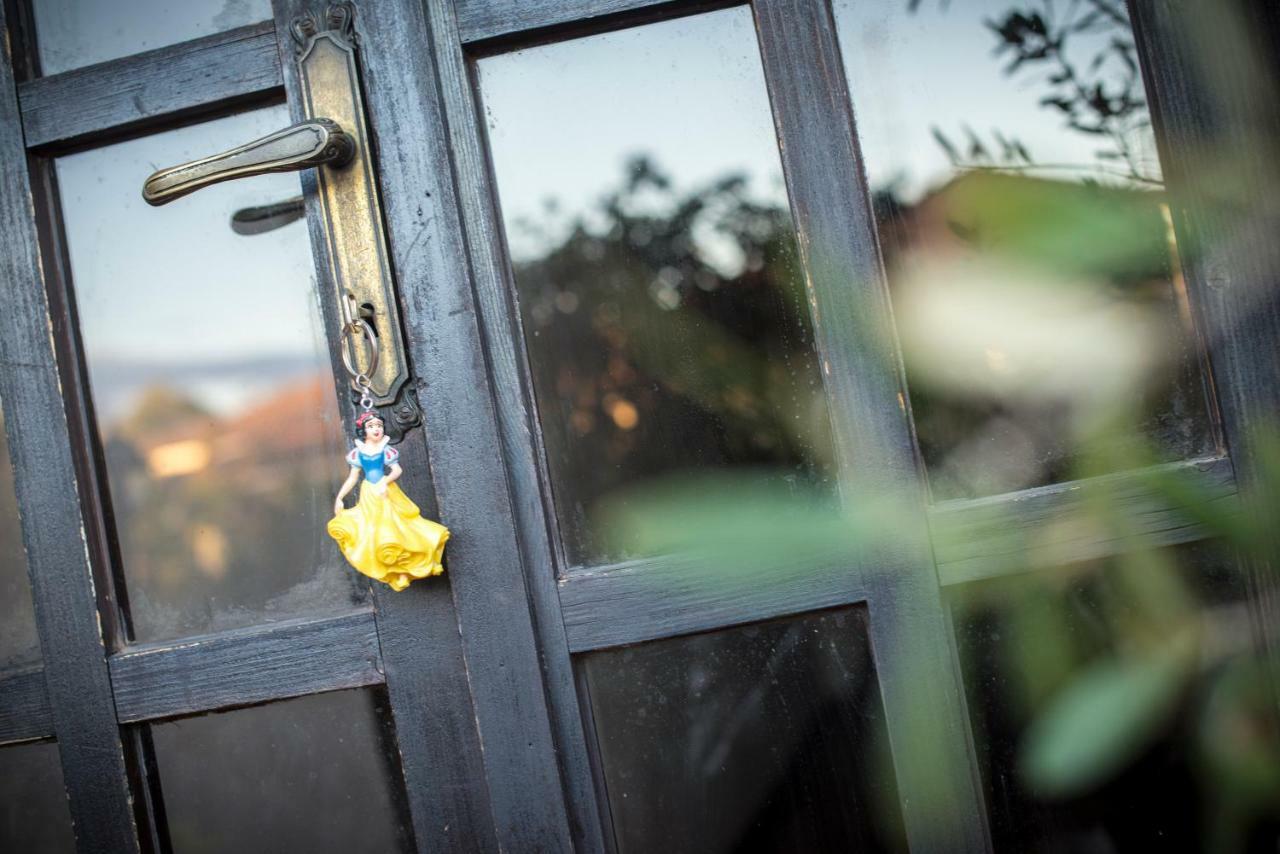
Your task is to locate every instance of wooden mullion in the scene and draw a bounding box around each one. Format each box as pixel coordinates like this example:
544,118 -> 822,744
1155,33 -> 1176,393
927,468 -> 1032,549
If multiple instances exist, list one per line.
313,0 -> 576,849
751,0 -> 989,850
455,0 -> 732,48
559,552 -> 875,653
0,4 -> 139,851
422,0 -> 621,848
108,609 -> 384,723
1129,0 -> 1280,698
932,456 -> 1237,586
559,454 -> 1235,650
269,1 -> 510,850
18,20 -> 282,150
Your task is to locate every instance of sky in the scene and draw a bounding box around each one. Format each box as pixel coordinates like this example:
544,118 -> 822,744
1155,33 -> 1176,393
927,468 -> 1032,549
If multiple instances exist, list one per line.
479,1 -> 1163,261
56,105 -> 332,420
32,0 -> 267,74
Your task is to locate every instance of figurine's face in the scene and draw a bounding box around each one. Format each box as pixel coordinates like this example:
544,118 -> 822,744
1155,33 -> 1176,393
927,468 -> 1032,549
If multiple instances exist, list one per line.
365,418 -> 385,441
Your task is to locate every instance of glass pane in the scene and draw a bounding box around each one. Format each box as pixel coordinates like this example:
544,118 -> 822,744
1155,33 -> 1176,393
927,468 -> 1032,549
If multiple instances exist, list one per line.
478,8 -> 834,567
952,542 -> 1275,853
57,106 -> 361,643
0,741 -> 75,854
582,607 -> 907,853
33,0 -> 271,76
835,1 -> 1215,501
151,689 -> 414,853
0,405 -> 40,670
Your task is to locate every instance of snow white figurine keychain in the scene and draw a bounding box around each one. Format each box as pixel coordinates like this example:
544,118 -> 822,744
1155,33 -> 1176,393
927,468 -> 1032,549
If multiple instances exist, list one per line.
327,318 -> 448,591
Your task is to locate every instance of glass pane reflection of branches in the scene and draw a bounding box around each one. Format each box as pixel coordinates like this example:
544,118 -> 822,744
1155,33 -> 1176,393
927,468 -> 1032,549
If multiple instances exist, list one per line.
836,0 -> 1216,501
480,8 -> 834,567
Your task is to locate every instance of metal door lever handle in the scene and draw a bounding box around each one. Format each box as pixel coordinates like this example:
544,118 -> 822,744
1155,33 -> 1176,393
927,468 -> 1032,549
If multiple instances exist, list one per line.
142,118 -> 354,206
136,3 -> 420,436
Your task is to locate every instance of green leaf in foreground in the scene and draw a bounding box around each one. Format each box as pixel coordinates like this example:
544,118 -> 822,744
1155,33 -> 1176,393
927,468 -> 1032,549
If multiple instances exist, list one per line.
1021,638 -> 1194,798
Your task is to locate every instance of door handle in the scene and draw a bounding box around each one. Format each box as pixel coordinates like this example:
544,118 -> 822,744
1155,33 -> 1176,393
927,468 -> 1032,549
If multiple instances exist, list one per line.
142,119 -> 354,206
138,2 -> 418,434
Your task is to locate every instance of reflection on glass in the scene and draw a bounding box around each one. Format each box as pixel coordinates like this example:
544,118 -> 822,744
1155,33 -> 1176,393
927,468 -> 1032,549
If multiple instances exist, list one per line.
835,0 -> 1214,500
0,741 -> 75,853
952,542 -> 1267,852
58,106 -> 359,643
0,406 -> 40,670
151,689 -> 414,853
479,8 -> 833,566
33,0 -> 271,75
582,607 -> 906,853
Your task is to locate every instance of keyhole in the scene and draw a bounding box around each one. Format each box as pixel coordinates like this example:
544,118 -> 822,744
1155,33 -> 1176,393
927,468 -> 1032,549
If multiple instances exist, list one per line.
359,302 -> 378,336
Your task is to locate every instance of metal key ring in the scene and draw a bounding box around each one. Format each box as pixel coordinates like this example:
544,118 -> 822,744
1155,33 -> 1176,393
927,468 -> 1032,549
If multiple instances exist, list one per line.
339,318 -> 379,384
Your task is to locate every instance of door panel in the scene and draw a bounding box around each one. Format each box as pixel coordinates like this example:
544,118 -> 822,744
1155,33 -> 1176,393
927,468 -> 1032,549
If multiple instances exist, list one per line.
478,6 -> 834,569
148,689 -> 413,854
832,0 -> 1217,502
0,740 -> 76,854
0,1 -> 505,850
953,540 -> 1253,852
582,605 -> 906,853
458,1 -> 986,851
441,2 -> 1276,853
55,105 -> 361,643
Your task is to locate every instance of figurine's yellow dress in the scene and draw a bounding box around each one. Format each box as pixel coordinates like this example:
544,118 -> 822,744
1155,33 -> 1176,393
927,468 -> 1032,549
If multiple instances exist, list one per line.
327,443 -> 448,591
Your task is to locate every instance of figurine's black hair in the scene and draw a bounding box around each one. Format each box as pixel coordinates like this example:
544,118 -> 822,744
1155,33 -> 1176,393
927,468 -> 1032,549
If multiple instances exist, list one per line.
354,410 -> 386,440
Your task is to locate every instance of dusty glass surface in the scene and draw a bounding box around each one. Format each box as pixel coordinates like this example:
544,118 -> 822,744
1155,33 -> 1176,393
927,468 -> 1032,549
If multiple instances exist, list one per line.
57,106 -> 360,643
582,607 -> 907,853
952,542 -> 1265,852
479,8 -> 834,567
33,0 -> 271,75
0,741 -> 75,854
835,0 -> 1215,501
151,689 -> 414,854
0,406 -> 40,670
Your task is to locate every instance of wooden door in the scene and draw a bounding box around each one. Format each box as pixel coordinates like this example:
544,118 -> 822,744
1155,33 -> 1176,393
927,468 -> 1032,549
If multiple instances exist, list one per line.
0,1 -> 1276,853
0,2 -> 531,851
413,0 -> 1280,852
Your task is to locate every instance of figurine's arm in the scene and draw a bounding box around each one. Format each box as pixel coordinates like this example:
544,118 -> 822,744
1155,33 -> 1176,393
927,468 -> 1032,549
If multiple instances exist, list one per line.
383,462 -> 403,488
333,466 -> 361,515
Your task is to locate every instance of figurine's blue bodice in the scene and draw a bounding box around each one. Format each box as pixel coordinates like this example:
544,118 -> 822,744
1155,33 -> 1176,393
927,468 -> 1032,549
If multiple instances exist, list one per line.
347,443 -> 399,484
359,449 -> 387,483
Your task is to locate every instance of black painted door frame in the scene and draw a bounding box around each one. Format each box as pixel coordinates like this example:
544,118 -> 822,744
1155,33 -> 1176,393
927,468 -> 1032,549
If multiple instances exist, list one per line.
0,0 -> 543,851
0,1 -> 1276,853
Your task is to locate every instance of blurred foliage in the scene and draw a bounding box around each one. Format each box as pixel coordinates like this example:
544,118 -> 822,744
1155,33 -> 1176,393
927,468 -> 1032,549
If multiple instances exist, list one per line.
512,154 -> 834,564
512,1 -> 1280,851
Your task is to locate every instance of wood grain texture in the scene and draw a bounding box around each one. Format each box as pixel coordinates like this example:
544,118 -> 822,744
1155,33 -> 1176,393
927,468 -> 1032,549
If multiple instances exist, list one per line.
1131,1 -> 1280,704
423,0 -> 611,848
0,3 -> 140,849
560,553 -> 873,653
752,1 -> 991,850
19,20 -> 281,149
456,0 -> 706,45
932,456 -> 1238,586
269,2 -> 499,850
351,0 -> 574,845
108,610 -> 384,723
0,667 -> 52,744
